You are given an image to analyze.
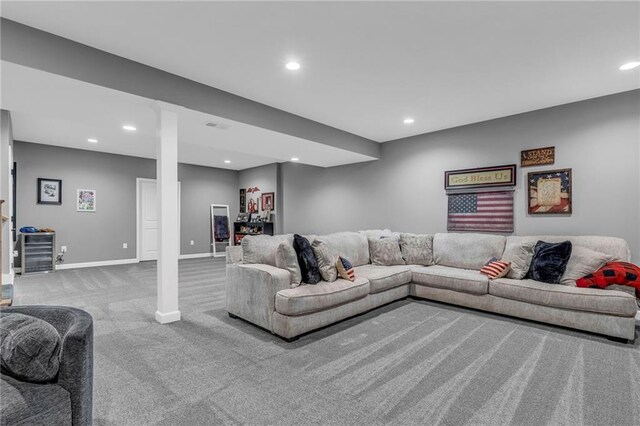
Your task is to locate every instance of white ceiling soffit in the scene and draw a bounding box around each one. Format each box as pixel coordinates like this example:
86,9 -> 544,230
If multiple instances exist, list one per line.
0,62 -> 377,169
1,1 -> 638,143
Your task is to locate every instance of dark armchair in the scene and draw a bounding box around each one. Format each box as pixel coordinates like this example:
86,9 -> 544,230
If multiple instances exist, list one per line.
1,305 -> 93,425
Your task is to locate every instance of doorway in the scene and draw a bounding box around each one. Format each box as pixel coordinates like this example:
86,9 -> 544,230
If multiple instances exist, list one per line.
136,178 -> 181,261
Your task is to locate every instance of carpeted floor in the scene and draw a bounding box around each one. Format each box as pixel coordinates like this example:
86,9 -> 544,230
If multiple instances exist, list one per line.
12,258 -> 640,425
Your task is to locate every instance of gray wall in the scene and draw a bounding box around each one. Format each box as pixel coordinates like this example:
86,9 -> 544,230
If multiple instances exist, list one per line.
179,163 -> 238,255
14,141 -> 238,264
281,90 -> 640,262
1,110 -> 14,281
238,163 -> 279,232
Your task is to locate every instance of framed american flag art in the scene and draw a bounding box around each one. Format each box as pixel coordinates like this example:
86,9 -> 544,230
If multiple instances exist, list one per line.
447,191 -> 514,232
527,168 -> 572,214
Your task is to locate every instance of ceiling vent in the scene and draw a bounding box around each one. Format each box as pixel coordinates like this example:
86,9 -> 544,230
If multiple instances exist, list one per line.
205,121 -> 229,130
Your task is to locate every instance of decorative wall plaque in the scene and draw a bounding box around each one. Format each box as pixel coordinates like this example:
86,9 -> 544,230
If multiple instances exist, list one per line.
521,147 -> 555,167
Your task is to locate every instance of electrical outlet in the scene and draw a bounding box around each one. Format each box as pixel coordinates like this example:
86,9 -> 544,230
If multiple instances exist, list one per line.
61,246 -> 67,253
190,240 -> 194,246
122,243 -> 128,249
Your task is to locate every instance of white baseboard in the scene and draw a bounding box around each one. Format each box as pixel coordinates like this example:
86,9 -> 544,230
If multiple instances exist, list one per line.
178,252 -> 213,260
155,310 -> 181,324
56,258 -> 140,270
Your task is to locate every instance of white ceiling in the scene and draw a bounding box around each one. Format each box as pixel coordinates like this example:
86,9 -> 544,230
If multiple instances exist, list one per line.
2,1 -> 638,143
0,62 -> 376,169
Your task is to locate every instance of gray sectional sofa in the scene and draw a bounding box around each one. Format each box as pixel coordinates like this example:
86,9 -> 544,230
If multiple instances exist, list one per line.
226,231 -> 638,342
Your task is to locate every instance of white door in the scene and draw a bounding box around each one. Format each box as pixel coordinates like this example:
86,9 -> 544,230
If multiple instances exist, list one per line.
137,179 -> 180,261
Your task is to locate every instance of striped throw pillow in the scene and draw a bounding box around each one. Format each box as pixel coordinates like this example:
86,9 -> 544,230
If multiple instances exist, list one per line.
336,256 -> 356,281
480,261 -> 511,279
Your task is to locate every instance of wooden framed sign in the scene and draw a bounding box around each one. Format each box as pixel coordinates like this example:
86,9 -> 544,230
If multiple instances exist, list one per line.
444,164 -> 516,190
521,146 -> 555,167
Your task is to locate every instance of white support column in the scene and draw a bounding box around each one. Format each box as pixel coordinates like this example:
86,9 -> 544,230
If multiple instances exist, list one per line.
153,102 -> 181,324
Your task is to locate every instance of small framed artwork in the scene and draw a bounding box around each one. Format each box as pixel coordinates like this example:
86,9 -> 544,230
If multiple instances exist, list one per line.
521,147 -> 555,167
37,178 -> 62,205
262,210 -> 272,222
249,213 -> 261,223
528,168 -> 572,214
261,192 -> 275,211
236,212 -> 250,222
77,189 -> 96,212
239,188 -> 246,213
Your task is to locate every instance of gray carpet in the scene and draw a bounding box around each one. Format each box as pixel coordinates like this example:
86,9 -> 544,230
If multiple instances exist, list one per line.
12,259 -> 640,425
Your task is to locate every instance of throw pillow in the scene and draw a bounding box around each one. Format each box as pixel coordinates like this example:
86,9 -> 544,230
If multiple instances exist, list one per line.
292,234 -> 321,284
0,313 -> 61,383
275,242 -> 303,288
368,237 -> 405,266
560,246 -> 614,286
576,262 -> 640,295
312,239 -> 339,282
336,256 -> 356,281
480,261 -> 511,279
527,240 -> 573,284
501,241 -> 535,279
399,233 -> 434,265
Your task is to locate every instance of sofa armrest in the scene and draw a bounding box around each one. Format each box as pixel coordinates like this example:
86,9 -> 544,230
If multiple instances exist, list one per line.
226,245 -> 243,264
1,306 -> 93,426
226,264 -> 290,331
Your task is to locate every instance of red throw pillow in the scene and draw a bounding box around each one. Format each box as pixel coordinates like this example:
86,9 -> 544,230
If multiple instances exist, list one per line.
576,262 -> 640,295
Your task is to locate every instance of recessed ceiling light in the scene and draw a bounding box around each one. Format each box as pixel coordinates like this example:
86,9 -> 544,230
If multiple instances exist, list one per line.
87,138 -> 98,143
122,125 -> 137,131
403,118 -> 415,124
619,61 -> 640,71
290,157 -> 300,162
285,61 -> 301,71
224,160 -> 231,164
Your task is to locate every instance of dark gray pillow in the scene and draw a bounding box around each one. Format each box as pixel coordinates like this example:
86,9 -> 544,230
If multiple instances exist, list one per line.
527,240 -> 573,284
0,313 -> 62,382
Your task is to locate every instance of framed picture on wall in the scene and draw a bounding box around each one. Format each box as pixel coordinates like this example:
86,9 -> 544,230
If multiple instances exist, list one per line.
239,188 -> 246,213
261,192 -> 275,211
77,189 -> 96,212
37,178 -> 62,205
527,168 -> 572,214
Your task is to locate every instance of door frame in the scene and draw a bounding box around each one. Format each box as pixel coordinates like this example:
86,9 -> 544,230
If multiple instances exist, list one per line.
136,178 -> 181,262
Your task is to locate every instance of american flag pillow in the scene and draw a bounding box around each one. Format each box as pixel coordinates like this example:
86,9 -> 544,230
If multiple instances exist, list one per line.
336,256 -> 356,281
480,261 -> 511,279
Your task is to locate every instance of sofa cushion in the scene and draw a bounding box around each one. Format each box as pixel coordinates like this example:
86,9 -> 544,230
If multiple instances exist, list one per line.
369,237 -> 405,266
0,375 -> 72,425
0,313 -> 61,383
275,277 -> 370,316
506,235 -> 629,263
501,241 -> 535,279
353,264 -> 412,293
312,239 -> 339,282
527,240 -> 572,284
359,229 -> 394,239
399,233 -> 434,266
316,232 -> 370,267
490,278 -> 638,317
560,246 -> 613,285
275,242 -> 302,288
293,234 -> 321,284
433,233 -> 506,270
241,234 -> 293,266
412,265 -> 489,295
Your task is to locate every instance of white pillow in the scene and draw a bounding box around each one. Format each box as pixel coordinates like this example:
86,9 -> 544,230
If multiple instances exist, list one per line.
560,246 -> 614,286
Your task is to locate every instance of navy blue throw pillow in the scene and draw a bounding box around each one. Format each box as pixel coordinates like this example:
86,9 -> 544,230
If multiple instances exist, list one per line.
293,234 -> 321,284
527,240 -> 573,284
